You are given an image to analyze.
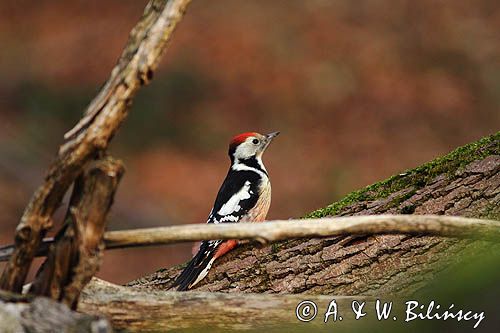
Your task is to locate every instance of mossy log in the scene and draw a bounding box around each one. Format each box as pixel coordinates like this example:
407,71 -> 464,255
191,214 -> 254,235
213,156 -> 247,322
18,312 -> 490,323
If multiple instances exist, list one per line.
128,132 -> 499,295
76,133 -> 499,331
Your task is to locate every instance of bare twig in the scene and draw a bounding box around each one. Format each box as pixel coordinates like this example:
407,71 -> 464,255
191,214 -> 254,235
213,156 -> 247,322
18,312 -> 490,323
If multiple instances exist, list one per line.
1,215 -> 498,263
102,215 -> 500,248
104,215 -> 500,247
0,0 -> 192,292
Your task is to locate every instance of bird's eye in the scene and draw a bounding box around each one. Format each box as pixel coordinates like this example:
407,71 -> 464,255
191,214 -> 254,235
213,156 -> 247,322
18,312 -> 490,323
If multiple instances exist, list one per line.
252,139 -> 259,145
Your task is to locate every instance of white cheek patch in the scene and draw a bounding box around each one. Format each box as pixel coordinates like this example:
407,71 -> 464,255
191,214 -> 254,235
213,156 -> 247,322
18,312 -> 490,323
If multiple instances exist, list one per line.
234,140 -> 258,160
217,181 -> 251,216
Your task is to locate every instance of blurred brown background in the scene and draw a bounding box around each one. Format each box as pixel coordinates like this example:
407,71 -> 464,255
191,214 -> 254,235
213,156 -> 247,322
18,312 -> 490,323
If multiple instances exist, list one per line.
0,0 -> 498,284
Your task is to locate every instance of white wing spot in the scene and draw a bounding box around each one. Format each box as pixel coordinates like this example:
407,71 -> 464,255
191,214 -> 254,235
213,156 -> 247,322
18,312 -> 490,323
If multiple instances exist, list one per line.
220,215 -> 239,222
217,181 -> 252,215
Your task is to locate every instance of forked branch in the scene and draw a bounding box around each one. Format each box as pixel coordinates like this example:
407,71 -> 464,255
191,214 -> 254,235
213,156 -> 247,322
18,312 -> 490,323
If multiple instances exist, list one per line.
0,0 -> 192,292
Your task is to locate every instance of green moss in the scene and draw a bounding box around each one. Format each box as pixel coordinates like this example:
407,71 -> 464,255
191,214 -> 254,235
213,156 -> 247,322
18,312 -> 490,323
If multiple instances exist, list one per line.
387,188 -> 418,210
306,132 -> 500,218
482,202 -> 500,220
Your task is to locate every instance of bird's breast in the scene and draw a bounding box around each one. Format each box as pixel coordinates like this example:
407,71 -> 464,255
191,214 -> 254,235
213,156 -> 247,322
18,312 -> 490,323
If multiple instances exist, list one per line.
244,178 -> 271,222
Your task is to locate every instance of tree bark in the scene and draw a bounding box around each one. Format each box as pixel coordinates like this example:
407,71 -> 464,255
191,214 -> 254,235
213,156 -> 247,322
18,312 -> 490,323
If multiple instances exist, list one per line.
127,133 -> 500,295
29,157 -> 124,309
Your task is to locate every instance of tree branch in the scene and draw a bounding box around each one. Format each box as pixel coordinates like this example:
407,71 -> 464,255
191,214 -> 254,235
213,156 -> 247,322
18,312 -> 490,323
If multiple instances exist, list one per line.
29,157 -> 124,309
102,215 -> 500,249
79,278 -> 376,331
0,0 -> 192,292
2,215 -> 498,263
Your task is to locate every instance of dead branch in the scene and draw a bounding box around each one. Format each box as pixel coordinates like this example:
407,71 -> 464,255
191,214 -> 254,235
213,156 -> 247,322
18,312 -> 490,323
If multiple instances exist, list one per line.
1,215 -> 498,263
29,157 -> 124,309
102,215 -> 500,249
0,0 -> 192,293
79,278 -> 377,331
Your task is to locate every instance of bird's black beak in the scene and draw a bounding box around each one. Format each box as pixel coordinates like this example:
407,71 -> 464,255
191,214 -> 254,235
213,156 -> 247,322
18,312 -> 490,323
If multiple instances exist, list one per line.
265,131 -> 280,141
261,131 -> 279,152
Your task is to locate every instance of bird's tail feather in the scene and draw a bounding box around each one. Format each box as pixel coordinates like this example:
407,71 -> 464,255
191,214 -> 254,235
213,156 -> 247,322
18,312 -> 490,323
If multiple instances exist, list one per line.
173,241 -> 219,291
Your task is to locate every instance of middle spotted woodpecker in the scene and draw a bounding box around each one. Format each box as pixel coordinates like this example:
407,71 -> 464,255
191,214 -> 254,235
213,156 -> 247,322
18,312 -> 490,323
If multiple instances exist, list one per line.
173,131 -> 279,291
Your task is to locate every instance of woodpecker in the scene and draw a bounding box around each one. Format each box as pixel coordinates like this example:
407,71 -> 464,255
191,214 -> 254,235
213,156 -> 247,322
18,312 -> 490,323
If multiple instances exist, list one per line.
173,131 -> 279,291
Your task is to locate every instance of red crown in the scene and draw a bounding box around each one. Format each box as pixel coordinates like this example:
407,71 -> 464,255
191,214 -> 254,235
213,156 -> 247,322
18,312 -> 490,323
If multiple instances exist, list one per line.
229,132 -> 258,149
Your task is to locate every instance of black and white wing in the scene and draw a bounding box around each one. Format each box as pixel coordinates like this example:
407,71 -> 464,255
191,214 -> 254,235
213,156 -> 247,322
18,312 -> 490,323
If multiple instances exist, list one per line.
173,170 -> 262,291
206,169 -> 262,224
